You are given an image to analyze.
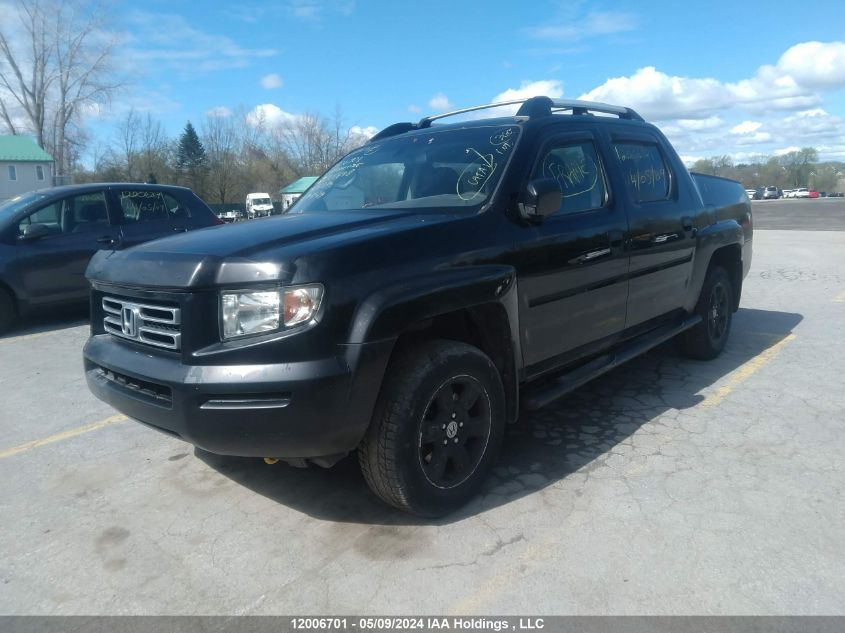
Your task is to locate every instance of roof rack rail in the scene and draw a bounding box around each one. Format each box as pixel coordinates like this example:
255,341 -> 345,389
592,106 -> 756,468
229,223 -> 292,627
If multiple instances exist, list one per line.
549,99 -> 644,121
415,95 -> 643,129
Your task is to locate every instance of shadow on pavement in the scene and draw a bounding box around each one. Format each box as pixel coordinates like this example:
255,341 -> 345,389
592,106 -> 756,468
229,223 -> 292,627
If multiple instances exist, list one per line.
0,306 -> 89,340
196,307 -> 803,526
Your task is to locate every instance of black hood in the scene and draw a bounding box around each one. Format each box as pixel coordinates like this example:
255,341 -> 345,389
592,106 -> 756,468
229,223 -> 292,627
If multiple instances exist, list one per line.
86,209 -> 453,289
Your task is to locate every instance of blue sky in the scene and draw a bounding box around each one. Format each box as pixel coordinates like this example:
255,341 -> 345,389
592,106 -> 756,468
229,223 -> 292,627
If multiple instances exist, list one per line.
93,0 -> 845,163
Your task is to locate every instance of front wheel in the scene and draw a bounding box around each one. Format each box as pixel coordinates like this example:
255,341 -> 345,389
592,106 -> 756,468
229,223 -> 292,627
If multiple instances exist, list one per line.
681,265 -> 733,360
358,339 -> 506,517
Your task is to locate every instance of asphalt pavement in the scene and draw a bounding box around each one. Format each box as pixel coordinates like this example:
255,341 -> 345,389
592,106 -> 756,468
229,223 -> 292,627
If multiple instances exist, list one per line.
1,201 -> 843,615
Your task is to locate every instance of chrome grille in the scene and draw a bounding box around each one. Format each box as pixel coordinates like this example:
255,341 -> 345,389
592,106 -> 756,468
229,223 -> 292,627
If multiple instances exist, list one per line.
103,296 -> 181,350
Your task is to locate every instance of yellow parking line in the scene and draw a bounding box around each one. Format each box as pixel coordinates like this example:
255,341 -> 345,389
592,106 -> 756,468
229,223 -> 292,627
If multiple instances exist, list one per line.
699,334 -> 796,408
0,414 -> 127,459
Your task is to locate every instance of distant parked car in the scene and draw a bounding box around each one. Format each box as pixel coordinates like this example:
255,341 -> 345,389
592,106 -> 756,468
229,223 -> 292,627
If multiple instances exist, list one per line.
808,190 -> 820,199
794,188 -> 810,198
762,186 -> 780,199
218,208 -> 244,223
0,183 -> 223,332
744,189 -> 757,199
827,192 -> 844,197
782,189 -> 793,198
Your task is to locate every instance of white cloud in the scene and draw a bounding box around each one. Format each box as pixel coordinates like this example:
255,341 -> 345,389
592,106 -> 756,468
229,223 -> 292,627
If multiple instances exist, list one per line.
676,117 -> 723,130
525,11 -> 637,41
580,40 -> 845,122
260,73 -> 284,89
735,132 -> 772,146
407,104 -> 422,114
286,0 -> 355,20
428,93 -> 453,111
349,125 -> 379,138
492,79 -> 564,103
206,106 -> 233,118
246,103 -> 297,127
776,41 -> 845,89
122,11 -> 277,74
731,121 -> 762,134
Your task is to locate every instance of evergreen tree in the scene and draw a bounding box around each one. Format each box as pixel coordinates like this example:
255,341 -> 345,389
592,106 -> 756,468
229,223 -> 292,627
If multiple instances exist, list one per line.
176,121 -> 207,192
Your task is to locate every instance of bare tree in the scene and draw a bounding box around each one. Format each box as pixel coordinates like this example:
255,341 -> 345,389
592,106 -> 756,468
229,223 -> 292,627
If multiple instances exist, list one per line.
273,109 -> 364,177
116,107 -> 140,181
139,112 -> 167,181
0,0 -> 119,177
201,112 -> 241,204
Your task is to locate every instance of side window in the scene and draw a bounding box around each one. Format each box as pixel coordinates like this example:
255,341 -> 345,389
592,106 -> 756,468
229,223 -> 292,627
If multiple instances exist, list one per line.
116,190 -> 171,225
613,142 -> 671,203
36,165 -> 45,181
17,192 -> 108,236
8,165 -> 17,181
530,141 -> 607,215
163,192 -> 190,222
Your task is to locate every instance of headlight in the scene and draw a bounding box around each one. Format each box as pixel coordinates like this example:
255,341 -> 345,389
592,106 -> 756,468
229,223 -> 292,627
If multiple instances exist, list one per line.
221,285 -> 323,339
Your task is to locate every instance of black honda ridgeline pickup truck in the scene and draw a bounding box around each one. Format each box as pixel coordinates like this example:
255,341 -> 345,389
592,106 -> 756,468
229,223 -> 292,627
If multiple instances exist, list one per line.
84,97 -> 752,516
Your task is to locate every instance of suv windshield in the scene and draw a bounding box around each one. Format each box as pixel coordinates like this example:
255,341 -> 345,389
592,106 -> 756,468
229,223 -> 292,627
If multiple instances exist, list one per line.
293,124 -> 520,213
254,198 -> 271,205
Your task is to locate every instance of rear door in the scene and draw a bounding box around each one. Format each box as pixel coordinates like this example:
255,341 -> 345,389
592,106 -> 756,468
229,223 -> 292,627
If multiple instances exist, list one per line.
510,130 -> 629,372
608,132 -> 696,327
109,187 -> 188,248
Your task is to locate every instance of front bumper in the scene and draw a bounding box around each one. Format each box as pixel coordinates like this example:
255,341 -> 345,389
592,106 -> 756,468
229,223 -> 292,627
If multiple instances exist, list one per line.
83,334 -> 391,459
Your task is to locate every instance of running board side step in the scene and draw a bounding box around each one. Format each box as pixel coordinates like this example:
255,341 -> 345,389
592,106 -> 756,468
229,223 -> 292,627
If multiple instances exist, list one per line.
521,315 -> 702,411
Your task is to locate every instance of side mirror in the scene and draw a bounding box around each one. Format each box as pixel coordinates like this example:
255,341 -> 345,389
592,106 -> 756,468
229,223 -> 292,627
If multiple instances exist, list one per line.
519,178 -> 561,221
19,223 -> 50,241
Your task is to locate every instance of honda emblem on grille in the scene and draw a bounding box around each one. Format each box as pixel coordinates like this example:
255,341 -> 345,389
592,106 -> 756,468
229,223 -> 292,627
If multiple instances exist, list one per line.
121,306 -> 138,338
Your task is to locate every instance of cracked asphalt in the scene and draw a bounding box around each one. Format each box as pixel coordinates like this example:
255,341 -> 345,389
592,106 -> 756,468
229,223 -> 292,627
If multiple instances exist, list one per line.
1,219 -> 844,614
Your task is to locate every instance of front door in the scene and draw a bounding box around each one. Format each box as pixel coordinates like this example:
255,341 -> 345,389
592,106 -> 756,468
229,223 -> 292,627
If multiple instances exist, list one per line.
510,132 -> 629,373
14,191 -> 117,305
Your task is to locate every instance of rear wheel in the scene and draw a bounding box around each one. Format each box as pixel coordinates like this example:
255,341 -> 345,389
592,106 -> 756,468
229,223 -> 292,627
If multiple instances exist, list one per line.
0,287 -> 15,334
358,339 -> 505,517
681,265 -> 733,360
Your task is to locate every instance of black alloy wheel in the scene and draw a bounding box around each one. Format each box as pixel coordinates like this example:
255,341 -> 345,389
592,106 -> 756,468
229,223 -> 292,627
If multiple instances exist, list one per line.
418,375 -> 492,489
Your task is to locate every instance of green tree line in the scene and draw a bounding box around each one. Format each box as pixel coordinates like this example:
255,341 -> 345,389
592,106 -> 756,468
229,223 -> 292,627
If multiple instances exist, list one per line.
691,148 -> 845,192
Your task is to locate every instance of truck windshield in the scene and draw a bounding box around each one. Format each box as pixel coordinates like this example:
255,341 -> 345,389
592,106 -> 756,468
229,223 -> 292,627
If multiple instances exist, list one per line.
293,124 -> 520,213
255,198 -> 271,205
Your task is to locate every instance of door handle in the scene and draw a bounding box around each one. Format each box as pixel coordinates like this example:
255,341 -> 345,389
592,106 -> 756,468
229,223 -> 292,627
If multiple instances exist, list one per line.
97,235 -> 115,245
568,248 -> 611,265
652,232 -> 680,244
682,216 -> 696,235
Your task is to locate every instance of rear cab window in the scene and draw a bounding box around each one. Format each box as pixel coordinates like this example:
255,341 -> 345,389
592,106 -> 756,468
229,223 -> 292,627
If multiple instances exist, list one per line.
612,142 -> 672,203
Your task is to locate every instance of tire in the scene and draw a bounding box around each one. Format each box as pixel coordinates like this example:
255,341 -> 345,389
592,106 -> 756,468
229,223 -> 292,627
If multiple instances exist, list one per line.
358,339 -> 506,517
681,265 -> 733,360
0,287 -> 15,334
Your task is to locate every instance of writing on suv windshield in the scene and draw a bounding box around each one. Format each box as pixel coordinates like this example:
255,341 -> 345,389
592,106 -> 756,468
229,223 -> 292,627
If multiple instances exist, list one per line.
293,125 -> 519,212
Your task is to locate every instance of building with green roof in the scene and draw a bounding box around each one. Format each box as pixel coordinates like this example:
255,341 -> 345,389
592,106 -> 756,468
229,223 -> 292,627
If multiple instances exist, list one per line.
279,176 -> 318,210
0,136 -> 54,202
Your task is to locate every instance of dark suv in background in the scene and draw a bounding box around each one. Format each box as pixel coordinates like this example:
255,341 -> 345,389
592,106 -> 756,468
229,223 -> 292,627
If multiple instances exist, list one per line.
0,183 -> 222,332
